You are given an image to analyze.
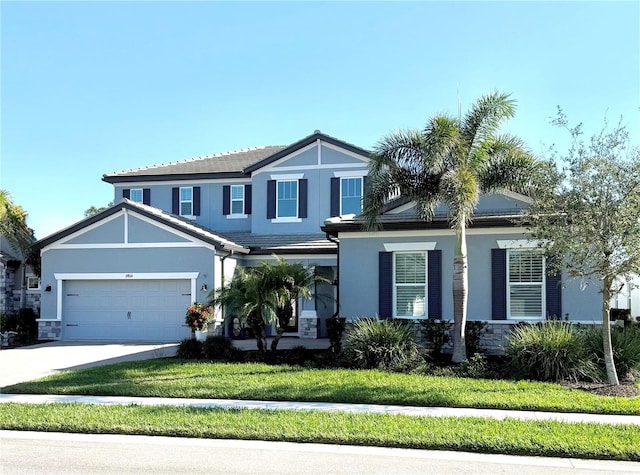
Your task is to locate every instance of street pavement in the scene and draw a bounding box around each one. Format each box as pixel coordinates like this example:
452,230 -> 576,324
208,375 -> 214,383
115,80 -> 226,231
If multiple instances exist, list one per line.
2,431 -> 639,475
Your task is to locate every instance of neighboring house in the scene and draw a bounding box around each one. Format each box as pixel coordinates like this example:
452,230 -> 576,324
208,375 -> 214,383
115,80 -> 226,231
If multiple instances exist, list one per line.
33,132 -> 369,341
0,235 -> 40,315
322,193 -> 627,354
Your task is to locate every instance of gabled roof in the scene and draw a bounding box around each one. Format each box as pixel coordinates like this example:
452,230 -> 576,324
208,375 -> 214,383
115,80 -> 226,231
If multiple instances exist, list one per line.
102,131 -> 371,184
102,146 -> 288,184
33,200 -> 249,254
243,131 -> 370,173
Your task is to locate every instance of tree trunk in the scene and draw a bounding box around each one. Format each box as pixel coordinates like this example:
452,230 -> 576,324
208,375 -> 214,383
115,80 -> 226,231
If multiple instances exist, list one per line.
248,311 -> 267,352
451,223 -> 468,363
271,303 -> 293,352
602,279 -> 619,385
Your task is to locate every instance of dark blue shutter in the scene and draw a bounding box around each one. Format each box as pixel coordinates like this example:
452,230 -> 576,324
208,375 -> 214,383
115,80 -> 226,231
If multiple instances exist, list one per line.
193,187 -> 201,216
244,184 -> 252,214
546,268 -> 562,320
298,179 -> 308,218
491,248 -> 507,320
428,250 -> 442,319
330,177 -> 340,217
142,188 -> 150,205
222,186 -> 230,215
122,189 -> 130,199
172,188 -> 179,214
267,180 -> 276,219
379,252 -> 393,319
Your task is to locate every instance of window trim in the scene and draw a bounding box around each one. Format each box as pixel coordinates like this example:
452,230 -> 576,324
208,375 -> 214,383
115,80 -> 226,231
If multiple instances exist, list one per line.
393,251 -> 428,319
129,188 -> 143,203
506,248 -> 546,320
274,179 -> 299,221
229,184 -> 246,218
179,187 -> 194,218
340,176 -> 363,215
26,275 -> 41,291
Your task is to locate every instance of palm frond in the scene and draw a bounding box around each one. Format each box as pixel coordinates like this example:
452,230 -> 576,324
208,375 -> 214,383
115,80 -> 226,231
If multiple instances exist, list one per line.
422,115 -> 460,171
461,91 -> 515,163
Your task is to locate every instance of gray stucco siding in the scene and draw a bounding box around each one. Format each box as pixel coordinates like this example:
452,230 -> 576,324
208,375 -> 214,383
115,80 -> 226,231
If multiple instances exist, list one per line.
65,217 -> 125,244
272,147 -> 318,168
320,145 -> 368,165
338,230 -> 603,323
128,216 -> 190,243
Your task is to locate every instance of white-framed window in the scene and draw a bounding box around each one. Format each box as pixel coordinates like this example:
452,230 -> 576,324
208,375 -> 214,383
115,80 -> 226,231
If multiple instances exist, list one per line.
277,180 -> 298,218
230,185 -> 244,215
27,275 -> 40,291
129,188 -> 143,203
394,252 -> 427,318
180,187 -> 193,216
341,177 -> 363,215
507,249 -> 545,319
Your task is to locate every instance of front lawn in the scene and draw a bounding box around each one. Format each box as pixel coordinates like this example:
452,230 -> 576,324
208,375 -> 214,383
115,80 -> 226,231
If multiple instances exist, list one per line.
1,403 -> 639,461
3,359 -> 639,415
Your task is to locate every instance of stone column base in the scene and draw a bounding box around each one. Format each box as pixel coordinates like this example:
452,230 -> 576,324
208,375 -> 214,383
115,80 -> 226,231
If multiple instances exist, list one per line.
299,310 -> 318,339
37,320 -> 61,340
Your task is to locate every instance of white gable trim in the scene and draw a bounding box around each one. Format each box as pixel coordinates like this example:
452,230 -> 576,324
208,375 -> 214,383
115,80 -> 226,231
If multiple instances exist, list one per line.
502,191 -> 533,204
42,209 -> 220,253
253,140 -> 369,176
386,201 -> 416,214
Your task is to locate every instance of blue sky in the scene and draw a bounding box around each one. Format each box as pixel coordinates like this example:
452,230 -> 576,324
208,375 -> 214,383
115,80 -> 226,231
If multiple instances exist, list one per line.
2,1 -> 638,239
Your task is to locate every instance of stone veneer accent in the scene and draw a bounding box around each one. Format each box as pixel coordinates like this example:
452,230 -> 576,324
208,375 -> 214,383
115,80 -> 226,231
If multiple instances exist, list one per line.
299,317 -> 318,339
0,266 -> 16,314
38,320 -> 61,340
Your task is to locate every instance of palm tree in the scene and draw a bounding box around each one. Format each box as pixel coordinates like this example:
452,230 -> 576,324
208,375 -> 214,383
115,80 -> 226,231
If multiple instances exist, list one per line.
363,91 -> 539,363
211,256 -> 328,352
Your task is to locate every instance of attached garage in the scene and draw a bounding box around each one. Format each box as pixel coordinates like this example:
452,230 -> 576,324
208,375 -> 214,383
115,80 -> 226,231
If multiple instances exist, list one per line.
62,278 -> 193,341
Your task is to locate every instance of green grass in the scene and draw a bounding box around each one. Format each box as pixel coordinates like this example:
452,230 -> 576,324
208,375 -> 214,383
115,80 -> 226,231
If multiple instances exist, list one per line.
1,403 -> 638,461
4,359 -> 640,415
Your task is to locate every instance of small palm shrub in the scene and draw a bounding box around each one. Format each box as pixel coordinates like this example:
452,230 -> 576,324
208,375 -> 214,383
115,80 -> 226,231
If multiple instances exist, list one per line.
202,335 -> 234,360
506,322 -> 600,382
582,324 -> 640,380
176,338 -> 203,359
343,318 -> 424,371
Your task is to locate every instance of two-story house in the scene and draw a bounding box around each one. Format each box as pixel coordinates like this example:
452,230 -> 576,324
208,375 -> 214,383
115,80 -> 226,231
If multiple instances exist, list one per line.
33,132 -> 370,341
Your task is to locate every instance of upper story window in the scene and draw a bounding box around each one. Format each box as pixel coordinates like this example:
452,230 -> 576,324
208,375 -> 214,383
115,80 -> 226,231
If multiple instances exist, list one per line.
122,188 -> 150,205
507,249 -> 545,319
230,185 -> 245,215
180,187 -> 193,216
129,189 -> 143,203
267,175 -> 307,222
277,180 -> 298,218
27,275 -> 40,291
341,177 -> 363,215
394,252 -> 427,318
331,173 -> 366,217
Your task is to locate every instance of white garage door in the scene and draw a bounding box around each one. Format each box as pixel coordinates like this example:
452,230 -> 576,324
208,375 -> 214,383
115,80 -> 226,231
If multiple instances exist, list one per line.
63,279 -> 193,341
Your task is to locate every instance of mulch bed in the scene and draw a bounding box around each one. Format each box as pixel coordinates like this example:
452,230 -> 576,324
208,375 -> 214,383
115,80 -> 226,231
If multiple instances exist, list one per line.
563,381 -> 640,398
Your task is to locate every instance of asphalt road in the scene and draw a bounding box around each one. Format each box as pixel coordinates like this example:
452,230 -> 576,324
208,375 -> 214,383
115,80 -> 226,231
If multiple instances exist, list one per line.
2,431 -> 639,475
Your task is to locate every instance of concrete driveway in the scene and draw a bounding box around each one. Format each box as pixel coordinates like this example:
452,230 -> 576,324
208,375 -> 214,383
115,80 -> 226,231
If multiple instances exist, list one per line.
0,341 -> 178,388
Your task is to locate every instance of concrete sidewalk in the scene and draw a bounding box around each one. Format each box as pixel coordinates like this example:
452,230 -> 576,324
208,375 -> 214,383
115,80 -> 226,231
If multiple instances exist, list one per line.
1,394 -> 639,426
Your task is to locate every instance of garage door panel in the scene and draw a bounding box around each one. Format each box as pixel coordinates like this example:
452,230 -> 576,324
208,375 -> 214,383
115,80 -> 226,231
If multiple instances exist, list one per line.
63,279 -> 192,341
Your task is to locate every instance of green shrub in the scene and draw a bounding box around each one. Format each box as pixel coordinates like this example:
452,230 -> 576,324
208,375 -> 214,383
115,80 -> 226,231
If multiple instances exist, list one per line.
343,318 -> 425,372
5,308 -> 38,343
419,319 -> 449,354
582,324 -> 640,379
454,352 -> 490,379
465,321 -> 486,356
506,322 -> 600,383
176,338 -> 203,359
285,345 -> 310,366
202,335 -> 234,360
